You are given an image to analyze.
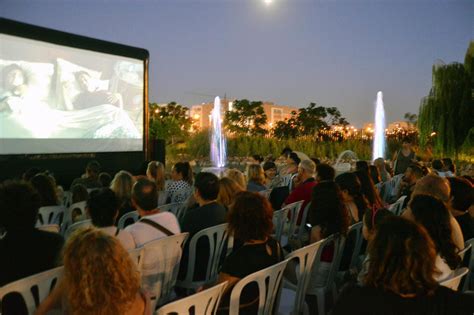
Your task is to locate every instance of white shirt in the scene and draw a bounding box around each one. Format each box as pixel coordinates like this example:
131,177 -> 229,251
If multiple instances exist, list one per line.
98,226 -> 135,251
125,211 -> 181,247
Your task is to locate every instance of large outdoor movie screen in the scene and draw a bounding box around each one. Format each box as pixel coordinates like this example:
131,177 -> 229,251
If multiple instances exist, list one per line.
0,33 -> 145,154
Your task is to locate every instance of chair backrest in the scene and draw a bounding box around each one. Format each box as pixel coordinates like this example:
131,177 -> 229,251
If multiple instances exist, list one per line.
439,267 -> 469,291
389,195 -> 407,216
229,260 -> 288,315
61,201 -> 87,234
347,222 -> 364,269
160,202 -> 187,220
259,189 -> 272,199
283,201 -> 304,241
0,266 -> 63,315
296,202 -> 312,240
285,240 -> 324,315
61,190 -> 72,207
140,233 -> 189,309
272,208 -> 289,243
460,239 -> 474,292
280,174 -> 294,187
388,174 -> 404,201
313,234 -> 346,289
177,224 -> 229,289
155,281 -> 227,315
117,211 -> 140,229
37,224 -> 60,233
129,247 -> 144,274
170,188 -> 193,204
37,205 -> 66,226
158,190 -> 168,206
63,219 -> 93,239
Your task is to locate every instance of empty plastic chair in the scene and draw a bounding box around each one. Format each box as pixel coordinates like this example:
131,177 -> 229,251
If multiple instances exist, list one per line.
228,260 -> 288,315
176,223 -> 230,291
117,211 -> 140,229
439,267 -> 469,291
160,202 -> 186,220
155,282 -> 227,315
140,233 -> 189,310
37,205 -> 66,226
63,219 -> 93,239
0,266 -> 63,315
37,224 -> 60,233
272,208 -> 290,243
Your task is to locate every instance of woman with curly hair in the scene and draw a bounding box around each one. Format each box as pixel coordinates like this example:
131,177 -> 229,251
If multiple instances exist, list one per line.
36,228 -> 150,315
404,194 -> 461,282
216,191 -> 283,314
217,177 -> 244,209
333,216 -> 474,314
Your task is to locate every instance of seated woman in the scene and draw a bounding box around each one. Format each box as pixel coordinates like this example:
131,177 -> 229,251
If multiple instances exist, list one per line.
110,170 -> 136,222
166,162 -> 193,202
447,177 -> 474,241
333,216 -> 474,315
224,168 -> 247,190
217,177 -> 244,210
246,164 -> 266,192
216,191 -> 283,314
306,181 -> 350,313
404,194 -> 461,282
262,161 -> 283,189
146,161 -> 167,205
87,188 -> 135,250
36,228 -> 149,315
335,172 -> 369,224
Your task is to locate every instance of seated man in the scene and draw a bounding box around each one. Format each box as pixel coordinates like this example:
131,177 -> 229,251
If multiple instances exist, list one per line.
398,163 -> 424,208
178,172 -> 226,282
69,160 -> 102,190
0,181 -> 64,286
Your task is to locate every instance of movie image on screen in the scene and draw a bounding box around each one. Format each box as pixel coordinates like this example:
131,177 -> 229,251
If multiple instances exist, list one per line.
0,33 -> 145,154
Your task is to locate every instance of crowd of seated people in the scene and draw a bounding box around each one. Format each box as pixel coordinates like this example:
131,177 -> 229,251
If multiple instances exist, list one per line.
1,150 -> 473,315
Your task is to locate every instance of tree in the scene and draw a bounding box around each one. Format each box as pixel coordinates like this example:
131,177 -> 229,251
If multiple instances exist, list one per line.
224,99 -> 267,136
272,111 -> 299,139
149,102 -> 192,144
403,112 -> 418,129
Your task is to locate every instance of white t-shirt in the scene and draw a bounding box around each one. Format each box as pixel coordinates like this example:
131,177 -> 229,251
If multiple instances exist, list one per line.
125,211 -> 181,247
98,226 -> 136,251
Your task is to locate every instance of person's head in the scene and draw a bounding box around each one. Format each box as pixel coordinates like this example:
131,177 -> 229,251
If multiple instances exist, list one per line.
98,172 -> 112,188
447,177 -> 474,212
442,158 -> 455,173
402,138 -> 412,150
132,178 -> 158,213
218,177 -> 244,208
224,168 -> 246,190
309,181 -> 349,238
252,154 -> 264,164
30,173 -> 57,207
356,161 -> 369,173
281,147 -> 292,158
404,164 -> 424,185
432,159 -> 444,172
369,165 -> 381,184
87,188 -> 119,227
74,71 -> 93,92
355,170 -> 383,209
110,170 -> 134,205
85,160 -> 101,178
362,207 -> 393,241
287,152 -> 301,168
263,161 -> 277,180
0,180 -> 41,230
365,216 -> 438,296
63,228 -> 140,314
247,164 -> 265,186
406,194 -> 461,270
412,174 -> 450,203
335,172 -> 368,218
146,161 -> 165,190
316,163 -> 336,182
227,191 -> 273,242
172,162 -> 193,185
298,159 -> 316,181
194,172 -> 219,203
2,64 -> 26,91
71,184 -> 89,204
373,158 -> 385,170
22,167 -> 42,181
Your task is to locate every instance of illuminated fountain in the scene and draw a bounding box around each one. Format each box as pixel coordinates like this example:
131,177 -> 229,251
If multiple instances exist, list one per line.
372,91 -> 386,161
202,96 -> 227,176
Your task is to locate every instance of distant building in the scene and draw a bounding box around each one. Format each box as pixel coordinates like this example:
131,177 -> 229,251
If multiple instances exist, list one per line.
189,100 -> 297,130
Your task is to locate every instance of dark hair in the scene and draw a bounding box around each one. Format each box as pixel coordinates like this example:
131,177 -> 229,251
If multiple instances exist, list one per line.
132,178 -> 158,212
335,172 -> 369,220
311,158 -> 321,166
369,165 -> 381,184
281,147 -> 292,157
363,207 -> 394,232
432,159 -> 444,171
22,167 -> 42,181
252,154 -> 264,163
71,184 -> 89,204
194,172 -> 219,201
262,161 -> 276,172
87,188 -> 118,227
98,172 -> 112,188
409,194 -> 461,269
356,161 -> 369,173
316,163 -> 335,182
86,160 -> 101,177
442,158 -> 455,173
30,173 -> 58,207
365,216 -> 438,296
174,162 -> 193,185
288,152 -> 301,165
227,191 -> 273,242
407,164 -> 424,179
447,177 -> 474,212
0,180 -> 41,230
355,170 -> 384,209
309,181 -> 349,237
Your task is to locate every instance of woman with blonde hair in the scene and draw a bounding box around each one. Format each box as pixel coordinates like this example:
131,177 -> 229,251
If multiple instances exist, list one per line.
36,228 -> 150,315
224,168 -> 246,190
146,161 -> 165,191
246,164 -> 266,192
110,170 -> 135,220
217,177 -> 244,209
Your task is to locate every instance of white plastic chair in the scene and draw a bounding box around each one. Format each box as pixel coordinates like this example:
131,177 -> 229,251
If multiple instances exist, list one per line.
439,267 -> 469,291
460,239 -> 474,292
160,202 -> 187,221
272,208 -> 290,243
176,223 -> 230,291
295,202 -> 312,241
281,240 -> 324,315
281,201 -> 304,247
129,247 -> 144,274
37,205 -> 66,226
37,224 -> 60,233
63,219 -> 93,239
0,266 -> 63,315
140,233 -> 189,310
117,211 -> 140,229
155,281 -> 227,315
61,190 -> 72,207
347,222 -> 364,269
228,260 -> 288,315
61,201 -> 87,234
389,195 -> 407,216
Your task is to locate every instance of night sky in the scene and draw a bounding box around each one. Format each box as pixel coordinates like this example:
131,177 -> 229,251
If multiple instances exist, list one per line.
2,0 -> 472,127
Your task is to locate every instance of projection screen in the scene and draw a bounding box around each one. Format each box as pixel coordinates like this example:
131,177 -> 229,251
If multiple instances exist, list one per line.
0,19 -> 148,155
